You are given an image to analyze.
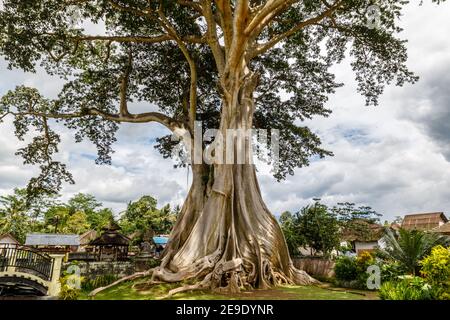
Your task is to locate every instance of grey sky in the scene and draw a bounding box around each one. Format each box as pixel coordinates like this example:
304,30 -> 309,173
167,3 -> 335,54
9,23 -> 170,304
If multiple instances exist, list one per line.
1,2 -> 450,221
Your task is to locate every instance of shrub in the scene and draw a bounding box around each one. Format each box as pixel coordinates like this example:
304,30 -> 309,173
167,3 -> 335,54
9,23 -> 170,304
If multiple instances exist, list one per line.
380,261 -> 404,283
419,245 -> 450,300
377,229 -> 450,275
379,277 -> 435,300
334,256 -> 358,282
82,274 -> 119,291
355,252 -> 376,289
147,258 -> 161,269
59,273 -> 82,300
420,245 -> 450,284
334,252 -> 381,290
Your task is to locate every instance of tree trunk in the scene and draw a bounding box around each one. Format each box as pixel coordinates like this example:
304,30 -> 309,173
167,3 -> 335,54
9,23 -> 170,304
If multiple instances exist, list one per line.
151,67 -> 317,293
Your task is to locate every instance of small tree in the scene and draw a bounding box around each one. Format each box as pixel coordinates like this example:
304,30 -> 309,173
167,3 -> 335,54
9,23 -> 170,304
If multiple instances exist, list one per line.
296,201 -> 340,257
120,195 -> 177,242
332,202 -> 382,242
279,211 -> 304,256
67,193 -> 114,231
0,188 -> 54,242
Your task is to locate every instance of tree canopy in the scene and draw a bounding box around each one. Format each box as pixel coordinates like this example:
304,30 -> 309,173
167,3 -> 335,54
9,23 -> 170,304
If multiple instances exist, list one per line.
279,200 -> 382,257
0,0 -> 443,196
119,195 -> 178,243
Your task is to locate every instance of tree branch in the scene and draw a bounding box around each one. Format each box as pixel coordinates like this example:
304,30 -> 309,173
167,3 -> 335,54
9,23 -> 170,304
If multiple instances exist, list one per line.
225,0 -> 251,74
10,110 -> 186,132
157,4 -> 198,130
245,0 -> 299,37
250,0 -> 343,58
202,0 -> 226,74
215,0 -> 234,50
119,50 -> 133,117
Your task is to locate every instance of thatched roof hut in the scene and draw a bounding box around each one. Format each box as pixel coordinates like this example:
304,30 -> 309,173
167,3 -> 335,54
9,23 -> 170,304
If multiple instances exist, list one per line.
90,222 -> 130,261
401,212 -> 448,231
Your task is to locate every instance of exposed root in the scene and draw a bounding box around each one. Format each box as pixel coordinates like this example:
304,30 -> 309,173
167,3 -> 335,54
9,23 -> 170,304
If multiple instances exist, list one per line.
88,260 -> 318,300
89,269 -> 154,297
155,258 -> 319,299
160,274 -> 213,300
290,266 -> 321,286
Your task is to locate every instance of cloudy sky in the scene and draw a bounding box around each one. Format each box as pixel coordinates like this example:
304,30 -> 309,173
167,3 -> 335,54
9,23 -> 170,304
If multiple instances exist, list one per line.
1,2 -> 450,221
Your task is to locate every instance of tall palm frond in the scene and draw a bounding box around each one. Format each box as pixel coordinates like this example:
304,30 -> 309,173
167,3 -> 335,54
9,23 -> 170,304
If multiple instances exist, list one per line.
378,228 -> 450,275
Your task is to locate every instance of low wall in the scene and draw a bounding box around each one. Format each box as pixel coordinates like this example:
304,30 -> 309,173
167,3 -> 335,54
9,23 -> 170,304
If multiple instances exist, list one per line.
292,257 -> 335,279
62,261 -> 135,280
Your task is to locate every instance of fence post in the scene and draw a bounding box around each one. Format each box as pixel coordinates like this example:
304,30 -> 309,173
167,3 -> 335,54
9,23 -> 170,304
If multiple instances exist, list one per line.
47,254 -> 65,297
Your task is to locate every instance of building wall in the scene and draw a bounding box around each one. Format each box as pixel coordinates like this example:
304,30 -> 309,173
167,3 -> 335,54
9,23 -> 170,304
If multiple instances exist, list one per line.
0,236 -> 18,245
354,241 -> 379,254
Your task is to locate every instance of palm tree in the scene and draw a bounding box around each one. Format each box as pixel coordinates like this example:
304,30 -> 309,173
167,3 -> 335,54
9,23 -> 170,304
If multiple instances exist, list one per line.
378,228 -> 450,275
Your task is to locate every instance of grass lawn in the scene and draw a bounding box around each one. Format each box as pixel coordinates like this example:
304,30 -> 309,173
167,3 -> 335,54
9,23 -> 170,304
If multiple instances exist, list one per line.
80,278 -> 379,300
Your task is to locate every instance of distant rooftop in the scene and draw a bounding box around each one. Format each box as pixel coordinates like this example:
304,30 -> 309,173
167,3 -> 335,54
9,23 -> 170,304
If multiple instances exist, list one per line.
153,236 -> 169,245
25,233 -> 80,246
431,222 -> 450,235
401,212 -> 448,231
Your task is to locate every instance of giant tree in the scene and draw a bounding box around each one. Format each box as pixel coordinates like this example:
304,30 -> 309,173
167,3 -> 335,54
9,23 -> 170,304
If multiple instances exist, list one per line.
0,0 -> 445,293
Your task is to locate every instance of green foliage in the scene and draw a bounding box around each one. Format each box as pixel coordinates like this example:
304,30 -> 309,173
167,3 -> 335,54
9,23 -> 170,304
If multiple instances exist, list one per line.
279,201 -> 340,257
354,251 -> 376,288
420,245 -> 450,284
419,245 -> 450,299
146,258 -> 161,269
380,261 -> 404,283
81,274 -> 119,292
379,277 -> 436,300
377,229 -> 450,275
0,188 -> 55,242
331,202 -> 382,242
59,273 -> 82,300
0,0 -> 440,193
67,193 -> 114,232
41,193 -> 115,234
296,202 -> 341,256
334,252 -> 377,289
0,188 -> 178,242
334,256 -> 358,282
120,196 -> 177,242
279,211 -> 304,256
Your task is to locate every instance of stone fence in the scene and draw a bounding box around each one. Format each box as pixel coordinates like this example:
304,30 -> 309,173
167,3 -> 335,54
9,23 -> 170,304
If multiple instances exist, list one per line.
63,258 -> 335,281
292,257 -> 335,279
62,261 -> 135,280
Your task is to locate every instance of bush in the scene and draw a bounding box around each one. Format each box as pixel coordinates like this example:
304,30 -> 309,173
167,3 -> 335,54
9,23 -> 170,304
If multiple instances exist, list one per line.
379,276 -> 436,300
420,245 -> 450,284
419,245 -> 450,300
334,252 -> 380,289
147,258 -> 161,269
380,262 -> 404,283
334,256 -> 358,282
59,274 -> 82,300
355,252 -> 376,287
